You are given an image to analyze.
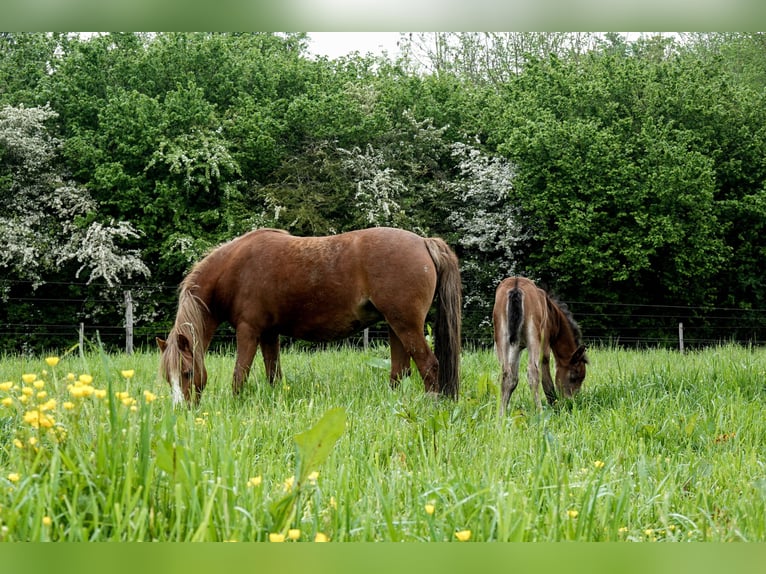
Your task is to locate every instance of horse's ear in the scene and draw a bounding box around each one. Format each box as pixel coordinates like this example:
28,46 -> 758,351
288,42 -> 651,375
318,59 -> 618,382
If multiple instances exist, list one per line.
156,337 -> 167,352
571,345 -> 588,365
176,333 -> 192,354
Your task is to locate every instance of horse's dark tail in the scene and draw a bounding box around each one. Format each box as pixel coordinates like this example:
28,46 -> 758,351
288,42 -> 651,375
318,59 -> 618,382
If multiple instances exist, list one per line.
424,237 -> 462,399
507,284 -> 523,346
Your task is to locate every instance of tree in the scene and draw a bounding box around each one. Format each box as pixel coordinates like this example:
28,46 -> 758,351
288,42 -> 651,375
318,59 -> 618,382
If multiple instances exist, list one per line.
0,104 -> 149,287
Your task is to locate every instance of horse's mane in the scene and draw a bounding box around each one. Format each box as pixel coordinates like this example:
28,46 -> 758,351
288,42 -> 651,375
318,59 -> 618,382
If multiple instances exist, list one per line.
548,294 -> 584,346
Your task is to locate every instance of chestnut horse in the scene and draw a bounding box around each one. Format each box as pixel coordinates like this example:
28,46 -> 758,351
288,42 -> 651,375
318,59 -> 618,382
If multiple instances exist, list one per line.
158,227 -> 462,405
493,277 -> 587,413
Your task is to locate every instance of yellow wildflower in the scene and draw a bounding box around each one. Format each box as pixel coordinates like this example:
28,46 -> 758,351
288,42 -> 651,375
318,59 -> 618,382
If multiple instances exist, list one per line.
66,373 -> 75,381
425,502 -> 436,516
45,357 -> 60,367
269,533 -> 285,542
33,380 -> 45,390
78,374 -> 93,385
19,395 -> 28,404
568,509 -> 579,519
94,389 -> 107,399
143,390 -> 157,403
36,391 -> 48,399
28,437 -> 38,446
42,516 -> 52,527
314,532 -> 329,542
63,402 -> 75,410
21,387 -> 33,396
21,374 -> 36,384
13,439 -> 23,449
68,386 -> 85,398
247,476 -> 262,488
288,529 -> 301,541
593,460 -> 605,469
121,370 -> 135,379
329,496 -> 337,509
454,530 -> 472,542
39,399 -> 56,411
283,475 -> 295,492
1,397 -> 13,407
307,470 -> 319,483
0,381 -> 13,391
80,386 -> 94,398
8,473 -> 20,483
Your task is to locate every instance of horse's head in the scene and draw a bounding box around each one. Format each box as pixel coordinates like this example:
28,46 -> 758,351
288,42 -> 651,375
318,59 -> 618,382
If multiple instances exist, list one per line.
556,345 -> 588,398
157,332 -> 207,406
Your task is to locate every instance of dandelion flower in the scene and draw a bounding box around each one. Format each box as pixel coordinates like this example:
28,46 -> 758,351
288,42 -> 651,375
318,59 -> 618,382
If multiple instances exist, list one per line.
66,373 -> 75,381
568,509 -> 579,519
21,387 -> 34,396
36,391 -> 48,399
593,460 -> 605,469
269,533 -> 285,543
314,532 -> 329,542
45,357 -> 60,367
1,397 -> 13,407
288,529 -> 301,541
143,390 -> 157,403
94,389 -> 107,399
42,516 -> 52,527
19,395 -> 28,404
63,402 -> 75,410
7,473 -> 20,483
425,502 -> 435,515
78,374 -> 93,385
454,530 -> 472,542
28,437 -> 38,446
22,374 -> 37,384
0,381 -> 14,391
247,476 -> 262,488
33,380 -> 45,390
121,370 -> 135,379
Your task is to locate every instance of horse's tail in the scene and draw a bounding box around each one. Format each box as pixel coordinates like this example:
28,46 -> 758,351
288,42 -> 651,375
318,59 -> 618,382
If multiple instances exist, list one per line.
424,237 -> 462,399
507,282 -> 523,346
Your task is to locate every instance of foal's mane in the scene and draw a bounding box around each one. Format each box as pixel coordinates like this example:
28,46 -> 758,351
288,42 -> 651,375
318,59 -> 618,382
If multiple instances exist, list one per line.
547,293 -> 584,347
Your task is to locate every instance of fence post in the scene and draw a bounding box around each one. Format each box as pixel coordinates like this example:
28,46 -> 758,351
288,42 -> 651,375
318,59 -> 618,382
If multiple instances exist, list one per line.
125,290 -> 133,355
79,322 -> 84,351
363,328 -> 369,351
678,322 -> 684,354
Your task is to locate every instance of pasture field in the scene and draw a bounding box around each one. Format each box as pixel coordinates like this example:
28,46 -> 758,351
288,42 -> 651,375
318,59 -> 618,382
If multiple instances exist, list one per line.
0,342 -> 764,542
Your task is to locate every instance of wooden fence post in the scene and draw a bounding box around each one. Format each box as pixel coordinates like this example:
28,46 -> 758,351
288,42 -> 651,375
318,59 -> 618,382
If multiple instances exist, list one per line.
678,322 -> 684,354
79,322 -> 84,351
125,290 -> 133,355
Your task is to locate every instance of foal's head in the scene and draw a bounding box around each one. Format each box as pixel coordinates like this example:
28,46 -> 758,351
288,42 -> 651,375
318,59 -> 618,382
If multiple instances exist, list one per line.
555,345 -> 588,399
157,331 -> 207,406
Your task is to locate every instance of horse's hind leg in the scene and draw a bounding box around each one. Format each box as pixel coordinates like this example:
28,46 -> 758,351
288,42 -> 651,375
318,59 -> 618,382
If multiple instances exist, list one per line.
388,326 -> 412,389
389,324 -> 439,394
261,332 -> 282,385
500,345 -> 521,415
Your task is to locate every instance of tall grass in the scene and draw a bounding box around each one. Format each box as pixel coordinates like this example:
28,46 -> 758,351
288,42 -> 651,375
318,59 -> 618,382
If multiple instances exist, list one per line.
0,342 -> 764,541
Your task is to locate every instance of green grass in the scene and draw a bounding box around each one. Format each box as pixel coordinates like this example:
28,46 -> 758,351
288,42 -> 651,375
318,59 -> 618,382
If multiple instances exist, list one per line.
0,342 -> 764,541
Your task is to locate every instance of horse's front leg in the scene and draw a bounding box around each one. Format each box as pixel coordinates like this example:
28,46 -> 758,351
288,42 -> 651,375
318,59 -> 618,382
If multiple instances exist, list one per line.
540,352 -> 557,406
233,325 -> 260,395
260,332 -> 282,385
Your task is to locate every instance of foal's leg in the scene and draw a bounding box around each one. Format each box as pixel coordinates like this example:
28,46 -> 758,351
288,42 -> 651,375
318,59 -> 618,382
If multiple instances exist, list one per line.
388,326 -> 412,388
540,349 -> 557,406
260,332 -> 282,385
233,324 -> 260,395
499,345 -> 521,415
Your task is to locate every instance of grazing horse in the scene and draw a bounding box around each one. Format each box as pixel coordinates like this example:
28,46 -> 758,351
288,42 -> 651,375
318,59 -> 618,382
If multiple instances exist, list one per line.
493,276 -> 587,413
158,227 -> 462,406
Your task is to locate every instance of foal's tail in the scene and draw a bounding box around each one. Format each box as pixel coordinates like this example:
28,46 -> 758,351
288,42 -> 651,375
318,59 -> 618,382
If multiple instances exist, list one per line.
424,237 -> 462,399
507,283 -> 523,346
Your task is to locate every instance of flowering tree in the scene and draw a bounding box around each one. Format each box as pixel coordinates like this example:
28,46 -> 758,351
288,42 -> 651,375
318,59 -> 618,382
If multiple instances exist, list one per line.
0,104 -> 149,288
